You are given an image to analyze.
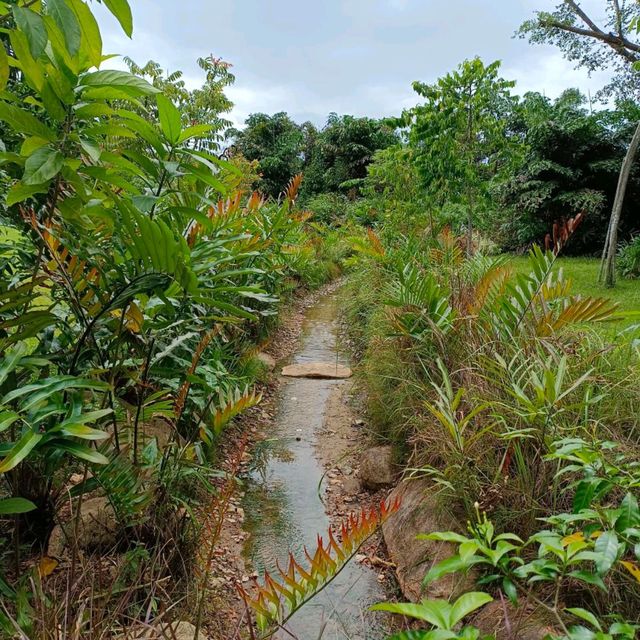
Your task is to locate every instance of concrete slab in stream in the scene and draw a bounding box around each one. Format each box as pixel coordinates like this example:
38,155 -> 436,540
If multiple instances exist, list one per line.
280,362 -> 352,378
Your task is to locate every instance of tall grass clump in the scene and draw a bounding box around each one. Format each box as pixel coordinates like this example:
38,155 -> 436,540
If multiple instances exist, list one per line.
346,221 -> 640,633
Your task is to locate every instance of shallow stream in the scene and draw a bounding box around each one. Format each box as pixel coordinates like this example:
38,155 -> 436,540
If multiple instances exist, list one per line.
241,292 -> 388,639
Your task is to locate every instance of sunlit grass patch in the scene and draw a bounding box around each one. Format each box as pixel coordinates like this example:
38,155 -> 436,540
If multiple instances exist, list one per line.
508,256 -> 640,331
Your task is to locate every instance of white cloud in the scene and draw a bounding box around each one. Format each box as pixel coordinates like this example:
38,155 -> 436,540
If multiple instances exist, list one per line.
503,51 -> 613,102
92,0 -> 620,128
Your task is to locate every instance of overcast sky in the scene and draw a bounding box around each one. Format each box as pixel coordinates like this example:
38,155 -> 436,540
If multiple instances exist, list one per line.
93,0 -> 612,128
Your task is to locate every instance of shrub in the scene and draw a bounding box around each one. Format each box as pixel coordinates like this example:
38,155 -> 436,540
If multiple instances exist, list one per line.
617,235 -> 640,279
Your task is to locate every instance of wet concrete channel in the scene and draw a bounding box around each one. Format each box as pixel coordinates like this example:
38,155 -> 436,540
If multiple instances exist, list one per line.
241,292 -> 388,639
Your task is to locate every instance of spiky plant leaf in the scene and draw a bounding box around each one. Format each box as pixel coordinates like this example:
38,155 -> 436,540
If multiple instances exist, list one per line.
239,497 -> 401,632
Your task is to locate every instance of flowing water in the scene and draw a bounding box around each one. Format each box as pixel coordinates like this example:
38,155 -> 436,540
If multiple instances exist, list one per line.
241,292 -> 387,639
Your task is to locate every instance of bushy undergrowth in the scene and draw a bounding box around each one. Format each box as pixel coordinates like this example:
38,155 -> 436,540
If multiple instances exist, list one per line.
0,2 -> 350,635
345,227 -> 640,636
617,235 -> 640,280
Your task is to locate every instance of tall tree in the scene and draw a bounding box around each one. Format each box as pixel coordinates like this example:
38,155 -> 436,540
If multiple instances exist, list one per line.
497,89 -> 639,253
124,55 -> 236,151
302,114 -> 397,197
403,58 -> 518,255
228,112 -> 304,199
519,0 -> 640,285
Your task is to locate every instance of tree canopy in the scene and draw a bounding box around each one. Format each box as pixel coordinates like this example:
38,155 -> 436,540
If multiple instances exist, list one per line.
402,58 -> 519,254
497,89 -> 640,253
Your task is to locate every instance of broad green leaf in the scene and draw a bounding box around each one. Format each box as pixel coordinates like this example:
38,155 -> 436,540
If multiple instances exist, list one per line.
56,423 -> 109,440
0,430 -> 43,473
0,44 -> 8,92
502,577 -> 518,604
566,608 -> 602,631
419,531 -> 469,544
13,7 -> 47,58
594,531 -> 619,575
102,0 -> 133,37
617,493 -> 640,532
42,14 -> 79,75
79,69 -> 159,96
186,161 -> 226,192
565,625 -> 597,640
74,103 -> 115,118
423,554 -> 481,584
21,136 -> 50,157
0,102 -> 56,140
0,151 -> 23,166
6,181 -> 48,206
0,412 -> 20,433
46,66 -> 76,105
568,570 -> 606,591
67,0 -> 102,68
371,601 -> 450,628
573,479 -> 596,513
178,124 -> 213,144
156,94 -> 182,145
41,80 -> 67,121
79,138 -> 100,162
0,497 -> 37,515
23,146 -> 64,185
47,0 -> 81,56
47,440 -> 109,465
9,29 -> 44,90
3,376 -> 108,410
449,592 -> 493,627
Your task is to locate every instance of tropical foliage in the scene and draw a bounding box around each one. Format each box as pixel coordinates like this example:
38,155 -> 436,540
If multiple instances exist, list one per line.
1,0 -> 640,637
344,216 -> 639,636
0,0 -> 350,634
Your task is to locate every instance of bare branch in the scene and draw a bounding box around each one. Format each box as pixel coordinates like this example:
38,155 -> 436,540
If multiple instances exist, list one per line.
612,0 -> 624,38
542,16 -> 640,63
564,0 -> 607,35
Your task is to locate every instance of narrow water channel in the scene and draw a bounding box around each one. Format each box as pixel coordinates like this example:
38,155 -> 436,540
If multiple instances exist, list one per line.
241,292 -> 387,640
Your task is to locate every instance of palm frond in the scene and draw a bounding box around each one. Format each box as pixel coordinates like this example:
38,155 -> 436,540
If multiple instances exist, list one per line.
239,497 -> 400,633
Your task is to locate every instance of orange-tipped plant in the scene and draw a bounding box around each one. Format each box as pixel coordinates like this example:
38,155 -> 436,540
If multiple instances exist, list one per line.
239,497 -> 400,635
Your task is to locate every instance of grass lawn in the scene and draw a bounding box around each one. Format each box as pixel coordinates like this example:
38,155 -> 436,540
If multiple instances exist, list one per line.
508,256 -> 640,332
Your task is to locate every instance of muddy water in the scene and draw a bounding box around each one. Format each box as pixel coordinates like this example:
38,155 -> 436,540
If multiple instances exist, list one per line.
241,293 -> 387,639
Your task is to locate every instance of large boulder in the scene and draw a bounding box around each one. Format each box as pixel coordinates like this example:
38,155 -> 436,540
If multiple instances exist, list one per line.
382,479 -> 474,602
48,496 -> 119,555
281,362 -> 352,379
359,446 -> 395,489
471,600 -> 558,640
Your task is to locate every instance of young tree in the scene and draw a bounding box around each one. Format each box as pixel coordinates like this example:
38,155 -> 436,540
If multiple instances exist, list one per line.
403,58 -> 518,255
519,0 -> 640,285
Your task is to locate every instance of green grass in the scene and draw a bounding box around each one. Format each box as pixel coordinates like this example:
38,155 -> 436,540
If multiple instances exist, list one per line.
508,256 -> 640,331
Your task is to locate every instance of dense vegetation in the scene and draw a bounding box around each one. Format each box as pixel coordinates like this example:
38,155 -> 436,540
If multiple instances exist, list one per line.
0,0 -> 639,639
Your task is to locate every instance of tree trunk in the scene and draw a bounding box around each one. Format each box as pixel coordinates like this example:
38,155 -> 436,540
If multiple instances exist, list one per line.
601,119 -> 640,287
598,215 -> 612,282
